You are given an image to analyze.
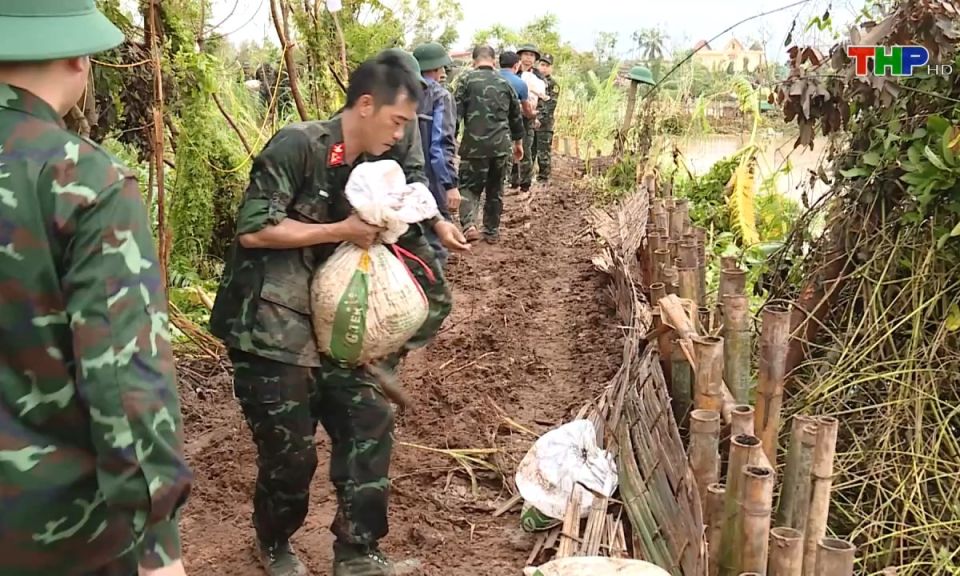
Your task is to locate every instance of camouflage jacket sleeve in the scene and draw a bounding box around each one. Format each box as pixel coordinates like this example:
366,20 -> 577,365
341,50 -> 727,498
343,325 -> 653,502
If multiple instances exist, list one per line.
454,73 -> 468,139
235,128 -> 311,235
62,155 -> 191,568
399,120 -> 428,187
508,87 -> 525,142
538,78 -> 560,127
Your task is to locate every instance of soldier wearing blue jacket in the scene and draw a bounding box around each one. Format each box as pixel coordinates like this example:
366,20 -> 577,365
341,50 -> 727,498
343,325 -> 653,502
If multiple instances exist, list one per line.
412,42 -> 460,267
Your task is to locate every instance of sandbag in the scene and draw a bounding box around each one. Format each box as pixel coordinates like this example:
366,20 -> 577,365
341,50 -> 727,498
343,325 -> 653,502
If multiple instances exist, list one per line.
311,243 -> 429,366
310,159 -> 440,366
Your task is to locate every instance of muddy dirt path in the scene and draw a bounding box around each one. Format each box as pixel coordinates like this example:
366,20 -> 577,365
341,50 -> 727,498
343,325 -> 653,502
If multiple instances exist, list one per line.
176,173 -> 622,575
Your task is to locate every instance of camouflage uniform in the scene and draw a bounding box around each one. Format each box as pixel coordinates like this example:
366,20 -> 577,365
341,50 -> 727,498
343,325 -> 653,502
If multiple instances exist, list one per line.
533,60 -> 559,181
209,116 -> 451,568
454,65 -> 524,240
0,82 -> 192,575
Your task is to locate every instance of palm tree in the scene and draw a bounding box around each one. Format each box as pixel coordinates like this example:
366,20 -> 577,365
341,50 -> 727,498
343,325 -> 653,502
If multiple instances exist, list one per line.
631,27 -> 668,78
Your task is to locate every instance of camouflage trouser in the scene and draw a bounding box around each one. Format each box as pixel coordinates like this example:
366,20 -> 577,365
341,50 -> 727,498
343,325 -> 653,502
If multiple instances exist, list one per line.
533,130 -> 553,180
229,348 -> 394,548
459,155 -> 508,238
506,118 -> 535,188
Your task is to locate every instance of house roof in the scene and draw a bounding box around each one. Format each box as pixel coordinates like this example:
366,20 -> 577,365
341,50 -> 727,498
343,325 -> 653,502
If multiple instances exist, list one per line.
693,39 -> 711,50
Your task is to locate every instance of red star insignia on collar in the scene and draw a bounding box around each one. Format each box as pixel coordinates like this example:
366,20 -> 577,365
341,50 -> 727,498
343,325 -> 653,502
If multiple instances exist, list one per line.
328,142 -> 345,167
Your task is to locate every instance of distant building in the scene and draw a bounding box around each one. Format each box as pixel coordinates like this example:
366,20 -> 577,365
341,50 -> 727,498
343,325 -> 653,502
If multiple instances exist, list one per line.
692,38 -> 765,73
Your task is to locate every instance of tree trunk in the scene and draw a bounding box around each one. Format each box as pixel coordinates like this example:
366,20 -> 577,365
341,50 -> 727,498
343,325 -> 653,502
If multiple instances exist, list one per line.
271,0 -> 309,121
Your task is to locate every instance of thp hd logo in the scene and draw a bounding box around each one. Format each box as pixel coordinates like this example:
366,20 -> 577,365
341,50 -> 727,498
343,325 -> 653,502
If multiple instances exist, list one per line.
847,45 -> 953,76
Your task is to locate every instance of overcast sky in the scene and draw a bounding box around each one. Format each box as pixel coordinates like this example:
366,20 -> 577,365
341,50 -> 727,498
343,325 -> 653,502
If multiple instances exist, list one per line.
208,0 -> 861,62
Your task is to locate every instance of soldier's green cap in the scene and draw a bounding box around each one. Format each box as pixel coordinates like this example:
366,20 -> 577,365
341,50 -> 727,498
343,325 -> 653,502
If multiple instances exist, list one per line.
517,43 -> 541,60
412,42 -> 452,73
0,0 -> 124,62
539,54 -> 554,65
628,65 -> 655,85
379,47 -> 428,87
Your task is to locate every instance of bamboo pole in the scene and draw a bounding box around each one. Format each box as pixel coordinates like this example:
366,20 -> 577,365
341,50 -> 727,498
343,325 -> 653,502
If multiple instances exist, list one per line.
790,423 -> 818,536
716,267 -> 747,330
668,239 -> 679,262
731,404 -> 755,436
699,306 -> 711,332
669,206 -> 684,240
678,266 -> 699,303
655,249 -> 671,284
802,417 -> 839,576
814,538 -> 855,576
721,256 -> 738,270
680,240 -> 698,268
769,527 -> 803,576
664,266 -> 679,295
707,483 -> 726,576
694,336 -> 724,413
756,305 -> 792,464
723,294 -> 751,404
775,416 -> 818,528
651,282 -> 667,307
672,341 -> 693,430
719,434 -> 762,576
690,410 -> 721,513
653,309 -> 673,388
739,466 -> 775,574
695,226 -> 707,306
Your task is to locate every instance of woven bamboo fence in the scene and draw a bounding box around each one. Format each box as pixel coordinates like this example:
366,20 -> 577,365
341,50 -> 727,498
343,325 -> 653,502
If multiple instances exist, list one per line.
577,177 -> 861,576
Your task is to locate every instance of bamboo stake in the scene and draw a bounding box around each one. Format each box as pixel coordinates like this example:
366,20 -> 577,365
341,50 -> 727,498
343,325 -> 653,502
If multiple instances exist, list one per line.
791,423 -> 818,535
802,417 -> 839,576
669,206 -> 683,240
739,466 -> 775,574
775,416 -> 818,528
699,306 -> 711,332
723,294 -> 751,404
557,486 -> 583,557
731,404 -> 755,436
814,538 -> 855,576
756,305 -> 792,464
655,249 -> 671,284
690,410 -> 721,512
695,226 -> 707,306
678,266 -> 699,303
716,267 -> 746,329
708,483 -> 726,576
653,309 -> 673,389
694,336 -> 724,413
719,434 -> 761,576
664,266 -> 679,295
651,282 -> 667,307
668,239 -> 679,262
680,240 -> 698,268
672,341 -> 693,430
769,527 -> 803,576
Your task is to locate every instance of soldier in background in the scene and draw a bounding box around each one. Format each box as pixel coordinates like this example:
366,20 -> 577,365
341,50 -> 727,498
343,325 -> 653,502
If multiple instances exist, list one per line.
0,1 -> 192,575
534,53 -> 560,183
507,43 -> 542,192
413,42 -> 461,267
454,45 -> 525,243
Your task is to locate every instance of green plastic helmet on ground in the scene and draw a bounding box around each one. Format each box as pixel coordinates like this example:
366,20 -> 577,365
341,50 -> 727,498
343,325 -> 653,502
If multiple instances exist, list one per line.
379,47 -> 427,87
627,66 -> 655,86
412,42 -> 452,72
517,43 -> 541,60
0,0 -> 124,62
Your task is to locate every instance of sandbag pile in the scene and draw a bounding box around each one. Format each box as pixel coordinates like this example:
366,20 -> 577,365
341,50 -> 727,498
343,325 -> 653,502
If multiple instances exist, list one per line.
310,160 -> 440,366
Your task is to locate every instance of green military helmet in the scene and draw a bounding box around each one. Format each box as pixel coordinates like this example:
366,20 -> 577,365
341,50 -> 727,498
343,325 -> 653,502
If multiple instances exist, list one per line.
379,47 -> 428,87
628,65 -> 655,86
0,0 -> 124,62
412,42 -> 452,73
517,43 -> 541,60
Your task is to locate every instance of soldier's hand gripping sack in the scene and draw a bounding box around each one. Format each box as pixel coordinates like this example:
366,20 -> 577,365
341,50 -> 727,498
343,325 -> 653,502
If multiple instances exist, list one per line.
311,160 -> 441,366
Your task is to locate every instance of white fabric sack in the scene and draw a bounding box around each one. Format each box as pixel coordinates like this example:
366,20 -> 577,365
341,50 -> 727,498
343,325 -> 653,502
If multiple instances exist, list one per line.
310,160 -> 440,366
524,557 -> 672,576
515,419 -> 618,521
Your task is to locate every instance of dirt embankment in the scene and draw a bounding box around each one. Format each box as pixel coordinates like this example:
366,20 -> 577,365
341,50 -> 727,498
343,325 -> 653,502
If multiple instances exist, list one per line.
176,167 -> 623,574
